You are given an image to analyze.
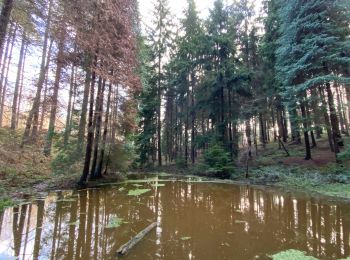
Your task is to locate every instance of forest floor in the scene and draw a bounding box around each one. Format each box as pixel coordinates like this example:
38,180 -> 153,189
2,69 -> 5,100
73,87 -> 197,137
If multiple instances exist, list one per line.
0,128 -> 81,211
153,137 -> 350,200
1,127 -> 350,212
0,127 -> 125,212
236,137 -> 350,200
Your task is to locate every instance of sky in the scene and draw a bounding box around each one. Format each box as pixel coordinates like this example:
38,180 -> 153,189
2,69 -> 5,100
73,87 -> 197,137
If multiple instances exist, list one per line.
139,0 -> 264,28
139,0 -> 215,22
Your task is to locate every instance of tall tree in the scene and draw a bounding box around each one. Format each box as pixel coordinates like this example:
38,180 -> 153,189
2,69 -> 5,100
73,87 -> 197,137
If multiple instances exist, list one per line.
10,31 -> 26,129
22,0 -> 53,145
149,0 -> 173,166
0,0 -> 14,62
276,0 -> 350,160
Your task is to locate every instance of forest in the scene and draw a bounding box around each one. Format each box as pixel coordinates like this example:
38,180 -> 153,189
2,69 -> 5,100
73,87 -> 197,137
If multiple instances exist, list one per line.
0,0 -> 350,259
0,0 -> 350,209
2,0 -> 349,179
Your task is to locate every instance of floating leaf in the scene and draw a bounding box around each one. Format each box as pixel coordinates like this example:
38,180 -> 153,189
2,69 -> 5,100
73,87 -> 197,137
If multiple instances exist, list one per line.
57,199 -> 76,202
105,217 -> 125,229
181,236 -> 191,241
118,187 -> 125,191
235,220 -> 247,224
124,179 -> 157,184
270,249 -> 317,260
127,189 -> 151,196
152,183 -> 165,187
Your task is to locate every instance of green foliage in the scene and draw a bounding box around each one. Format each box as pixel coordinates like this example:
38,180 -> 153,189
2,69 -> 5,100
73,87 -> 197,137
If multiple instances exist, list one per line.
135,38 -> 158,167
105,216 -> 125,228
203,143 -> 234,178
127,189 -> 151,196
109,140 -> 136,174
0,198 -> 14,212
338,144 -> 350,162
175,157 -> 187,169
51,138 -> 82,175
270,249 -> 317,260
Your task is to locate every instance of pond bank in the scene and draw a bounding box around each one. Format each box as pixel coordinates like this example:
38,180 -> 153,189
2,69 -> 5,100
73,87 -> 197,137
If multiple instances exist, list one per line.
2,163 -> 350,212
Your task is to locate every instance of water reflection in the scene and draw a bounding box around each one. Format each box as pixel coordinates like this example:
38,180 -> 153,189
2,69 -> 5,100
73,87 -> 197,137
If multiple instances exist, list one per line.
0,180 -> 350,259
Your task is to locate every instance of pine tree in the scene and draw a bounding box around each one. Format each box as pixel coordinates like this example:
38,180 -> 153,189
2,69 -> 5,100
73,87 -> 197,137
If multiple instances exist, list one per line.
148,0 -> 173,166
276,0 -> 350,160
136,39 -> 158,166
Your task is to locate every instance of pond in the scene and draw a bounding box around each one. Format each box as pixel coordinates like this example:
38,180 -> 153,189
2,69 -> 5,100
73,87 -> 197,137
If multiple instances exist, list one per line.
0,176 -> 350,260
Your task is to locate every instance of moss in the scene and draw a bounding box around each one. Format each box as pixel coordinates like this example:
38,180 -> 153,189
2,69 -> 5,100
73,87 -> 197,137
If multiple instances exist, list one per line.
248,165 -> 350,200
127,189 -> 151,196
0,197 -> 14,212
105,216 -> 126,228
270,249 -> 317,260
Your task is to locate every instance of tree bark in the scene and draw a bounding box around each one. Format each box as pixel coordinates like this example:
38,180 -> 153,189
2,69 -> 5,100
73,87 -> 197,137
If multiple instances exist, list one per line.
326,82 -> 342,156
117,222 -> 157,256
43,30 -> 65,156
90,77 -> 105,180
95,81 -> 112,178
79,69 -> 96,185
335,84 -> 349,136
0,22 -> 14,109
22,0 -> 53,145
64,64 -> 75,147
11,32 -> 26,130
39,39 -> 53,132
319,87 -> 334,152
0,25 -> 16,126
77,68 -> 91,153
0,0 -> 14,63
259,113 -> 266,148
300,102 -> 312,160
245,120 -> 252,157
16,44 -> 27,128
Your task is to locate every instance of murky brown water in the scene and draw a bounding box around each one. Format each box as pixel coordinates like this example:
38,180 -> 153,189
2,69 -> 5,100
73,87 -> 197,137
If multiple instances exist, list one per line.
1,176 -> 350,260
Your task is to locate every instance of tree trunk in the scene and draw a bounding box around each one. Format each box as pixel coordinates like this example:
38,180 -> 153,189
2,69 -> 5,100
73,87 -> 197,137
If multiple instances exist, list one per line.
111,84 -> 119,142
326,82 -> 342,156
22,0 -> 53,145
346,86 -> 350,124
64,64 -> 75,147
259,113 -> 266,148
0,0 -> 14,62
16,44 -> 27,128
190,76 -> 196,164
79,69 -> 96,185
95,81 -> 112,178
245,120 -> 252,157
290,108 -> 301,144
157,50 -> 162,167
0,22 -> 14,111
77,69 -> 91,153
306,101 -> 317,148
43,30 -> 65,157
319,87 -> 334,152
11,32 -> 26,130
90,77 -> 105,180
336,84 -> 349,136
39,39 -> 53,132
300,102 -> 312,160
0,25 -> 15,127
310,89 -> 323,138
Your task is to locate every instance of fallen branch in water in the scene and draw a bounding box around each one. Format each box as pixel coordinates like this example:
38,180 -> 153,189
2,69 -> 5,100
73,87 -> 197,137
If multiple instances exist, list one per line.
116,222 -> 157,256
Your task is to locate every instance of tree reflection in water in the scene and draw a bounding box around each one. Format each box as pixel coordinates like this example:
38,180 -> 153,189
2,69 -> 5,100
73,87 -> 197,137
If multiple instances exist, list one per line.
0,179 -> 349,259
